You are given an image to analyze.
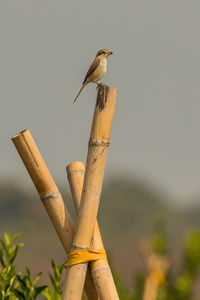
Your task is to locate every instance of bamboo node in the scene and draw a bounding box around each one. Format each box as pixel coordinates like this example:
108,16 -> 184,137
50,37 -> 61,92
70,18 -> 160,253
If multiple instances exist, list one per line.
91,265 -> 110,273
89,139 -> 110,147
67,169 -> 85,177
71,244 -> 90,250
41,191 -> 59,203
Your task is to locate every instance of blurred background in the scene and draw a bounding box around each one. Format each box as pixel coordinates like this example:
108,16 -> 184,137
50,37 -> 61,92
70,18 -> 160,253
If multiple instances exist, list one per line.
1,0 -> 200,297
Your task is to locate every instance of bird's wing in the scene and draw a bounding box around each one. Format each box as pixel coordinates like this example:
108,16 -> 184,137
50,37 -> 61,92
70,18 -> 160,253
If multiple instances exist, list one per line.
83,58 -> 100,84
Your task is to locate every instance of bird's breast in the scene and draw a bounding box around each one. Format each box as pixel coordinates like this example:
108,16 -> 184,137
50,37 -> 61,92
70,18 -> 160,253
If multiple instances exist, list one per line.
92,58 -> 107,82
100,58 -> 107,74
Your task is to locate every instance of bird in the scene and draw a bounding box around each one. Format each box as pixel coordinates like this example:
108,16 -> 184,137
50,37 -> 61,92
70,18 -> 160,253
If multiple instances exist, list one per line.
73,49 -> 113,103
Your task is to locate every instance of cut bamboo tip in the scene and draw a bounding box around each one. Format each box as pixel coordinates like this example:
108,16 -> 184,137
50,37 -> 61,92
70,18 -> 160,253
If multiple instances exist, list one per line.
67,161 -> 85,174
90,85 -> 118,141
12,129 -> 28,139
11,129 -> 57,197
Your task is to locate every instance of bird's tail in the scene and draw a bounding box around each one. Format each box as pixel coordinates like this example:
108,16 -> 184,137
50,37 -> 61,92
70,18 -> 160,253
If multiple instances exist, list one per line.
73,83 -> 87,103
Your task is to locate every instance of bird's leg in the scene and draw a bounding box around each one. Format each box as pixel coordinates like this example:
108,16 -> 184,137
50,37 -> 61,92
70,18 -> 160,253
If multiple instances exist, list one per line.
94,82 -> 104,89
93,81 -> 100,89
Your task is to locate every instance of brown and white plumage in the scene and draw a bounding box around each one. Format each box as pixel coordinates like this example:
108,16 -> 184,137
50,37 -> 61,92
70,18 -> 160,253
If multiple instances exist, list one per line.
73,49 -> 113,103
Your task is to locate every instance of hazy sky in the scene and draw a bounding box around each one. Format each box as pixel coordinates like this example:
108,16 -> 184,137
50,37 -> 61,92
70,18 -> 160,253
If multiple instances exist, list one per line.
1,1 -> 200,202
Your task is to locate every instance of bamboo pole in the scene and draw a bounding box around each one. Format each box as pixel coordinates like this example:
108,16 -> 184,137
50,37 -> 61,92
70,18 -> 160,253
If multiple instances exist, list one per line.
139,240 -> 169,300
143,278 -> 158,300
67,161 -> 119,300
11,129 -> 99,300
62,84 -> 118,300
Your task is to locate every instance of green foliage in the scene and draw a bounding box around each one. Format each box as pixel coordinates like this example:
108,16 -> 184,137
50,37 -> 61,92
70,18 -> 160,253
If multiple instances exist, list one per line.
42,259 -> 63,300
113,226 -> 200,300
171,229 -> 200,300
131,272 -> 145,300
153,227 -> 200,300
112,269 -> 132,300
184,230 -> 200,275
0,232 -> 65,299
0,233 -> 23,299
151,218 -> 167,255
1,228 -> 200,300
14,268 -> 47,299
0,233 -> 47,299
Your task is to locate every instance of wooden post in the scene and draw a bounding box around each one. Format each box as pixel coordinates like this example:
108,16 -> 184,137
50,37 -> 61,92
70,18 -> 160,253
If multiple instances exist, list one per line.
67,161 -> 119,300
62,84 -> 118,300
11,129 -> 99,300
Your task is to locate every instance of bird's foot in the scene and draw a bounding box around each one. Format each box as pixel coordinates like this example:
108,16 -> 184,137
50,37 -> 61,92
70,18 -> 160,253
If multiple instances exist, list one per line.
96,82 -> 104,89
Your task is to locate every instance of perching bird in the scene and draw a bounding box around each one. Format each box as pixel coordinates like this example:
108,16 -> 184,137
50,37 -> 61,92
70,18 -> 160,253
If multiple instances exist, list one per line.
73,49 -> 113,103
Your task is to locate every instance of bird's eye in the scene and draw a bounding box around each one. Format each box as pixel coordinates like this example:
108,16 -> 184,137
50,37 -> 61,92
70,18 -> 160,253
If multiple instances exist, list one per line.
102,51 -> 105,54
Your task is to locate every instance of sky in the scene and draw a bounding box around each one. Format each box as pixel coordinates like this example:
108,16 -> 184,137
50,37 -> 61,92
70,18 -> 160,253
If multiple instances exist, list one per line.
1,0 -> 200,202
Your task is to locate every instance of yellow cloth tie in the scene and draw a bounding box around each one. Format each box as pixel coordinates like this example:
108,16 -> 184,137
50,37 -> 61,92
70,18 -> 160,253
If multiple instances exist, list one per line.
63,248 -> 107,268
150,270 -> 165,285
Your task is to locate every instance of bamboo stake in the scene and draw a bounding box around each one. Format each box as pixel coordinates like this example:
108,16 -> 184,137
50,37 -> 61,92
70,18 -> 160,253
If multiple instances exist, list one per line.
67,161 -> 119,300
62,84 -> 118,300
139,240 -> 169,300
11,129 -> 98,300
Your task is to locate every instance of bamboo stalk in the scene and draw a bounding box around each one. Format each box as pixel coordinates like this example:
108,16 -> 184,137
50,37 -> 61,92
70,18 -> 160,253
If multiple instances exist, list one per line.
67,161 -> 119,300
143,277 -> 158,300
11,129 -> 98,300
139,240 -> 169,300
62,84 -> 118,300
142,259 -> 169,300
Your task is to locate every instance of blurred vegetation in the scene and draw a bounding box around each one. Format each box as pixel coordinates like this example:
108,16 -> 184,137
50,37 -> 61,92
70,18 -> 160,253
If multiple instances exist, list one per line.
1,177 -> 198,244
1,177 -> 200,298
112,222 -> 200,300
1,228 -> 200,299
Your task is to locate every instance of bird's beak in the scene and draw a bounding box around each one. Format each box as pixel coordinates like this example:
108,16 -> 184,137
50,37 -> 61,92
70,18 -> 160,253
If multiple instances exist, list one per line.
109,51 -> 113,55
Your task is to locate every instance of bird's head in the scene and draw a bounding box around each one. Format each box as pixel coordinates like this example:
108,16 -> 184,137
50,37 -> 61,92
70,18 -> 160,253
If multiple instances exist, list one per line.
96,49 -> 113,58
